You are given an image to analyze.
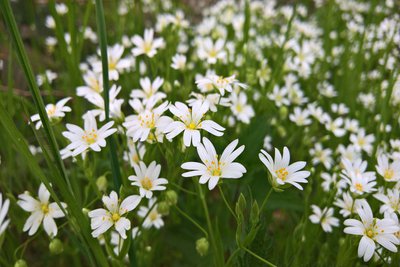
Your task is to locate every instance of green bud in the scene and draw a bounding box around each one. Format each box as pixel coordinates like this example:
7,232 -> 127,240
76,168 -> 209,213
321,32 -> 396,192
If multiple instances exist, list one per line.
164,81 -> 172,93
157,201 -> 170,215
279,106 -> 288,118
277,126 -> 287,138
82,208 -> 89,215
96,176 -> 108,192
195,237 -> 209,257
14,259 -> 27,267
49,238 -> 64,255
250,201 -> 260,226
165,190 -> 178,206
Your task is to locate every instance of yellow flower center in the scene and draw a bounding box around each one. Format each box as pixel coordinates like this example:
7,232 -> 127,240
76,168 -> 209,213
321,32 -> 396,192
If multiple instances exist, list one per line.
188,122 -> 196,130
108,59 -> 117,70
132,154 -> 139,163
47,105 -> 56,116
112,213 -> 120,222
275,168 -> 288,181
143,42 -> 153,54
209,48 -> 218,58
355,183 -> 363,192
384,169 -> 394,180
138,113 -> 155,129
149,211 -> 158,221
236,104 -> 243,112
366,229 -> 374,238
82,129 -> 98,145
141,177 -> 153,190
41,204 -> 49,214
212,169 -> 221,176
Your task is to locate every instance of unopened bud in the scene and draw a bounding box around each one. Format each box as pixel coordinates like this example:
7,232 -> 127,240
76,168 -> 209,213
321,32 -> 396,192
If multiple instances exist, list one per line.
14,260 -> 27,267
196,237 -> 209,256
49,238 -> 64,255
96,176 -> 108,192
157,201 -> 170,215
165,190 -> 178,206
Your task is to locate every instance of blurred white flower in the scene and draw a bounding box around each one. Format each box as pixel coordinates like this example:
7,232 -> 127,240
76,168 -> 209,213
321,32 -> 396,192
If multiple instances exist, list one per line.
0,192 -> 10,236
131,29 -> 164,58
31,97 -> 72,129
138,198 -> 164,229
376,154 -> 400,182
130,77 -> 166,104
309,205 -> 339,232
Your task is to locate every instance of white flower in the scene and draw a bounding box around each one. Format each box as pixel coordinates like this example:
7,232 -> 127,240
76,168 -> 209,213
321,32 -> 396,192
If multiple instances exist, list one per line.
31,97 -> 71,129
130,77 -> 166,104
196,74 -> 247,96
334,192 -> 363,218
325,117 -> 346,137
263,136 -> 272,151
83,85 -> 124,121
344,201 -> 399,262
62,113 -> 117,157
77,71 -> 103,98
229,92 -> 254,124
197,38 -> 226,64
93,44 -> 130,81
268,86 -> 290,107
55,3 -> 68,15
259,147 -> 310,190
350,129 -> 375,155
181,137 -> 246,190
137,198 -> 164,229
0,192 -> 10,236
341,158 -> 376,195
310,143 -> 333,169
123,138 -> 146,167
88,191 -> 141,239
289,107 -> 311,126
123,100 -> 172,142
129,161 -> 168,199
164,102 -> 225,147
376,154 -> 400,182
171,54 -> 187,70
309,205 -> 339,232
374,188 -> 400,214
187,93 -> 230,113
131,29 -> 164,58
17,183 -> 67,237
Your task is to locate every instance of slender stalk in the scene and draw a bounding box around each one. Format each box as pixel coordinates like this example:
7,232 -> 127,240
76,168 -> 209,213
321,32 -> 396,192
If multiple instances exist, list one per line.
174,206 -> 209,238
218,185 -> 236,219
94,0 -> 122,191
242,247 -> 277,267
196,183 -> 224,266
260,187 -> 274,212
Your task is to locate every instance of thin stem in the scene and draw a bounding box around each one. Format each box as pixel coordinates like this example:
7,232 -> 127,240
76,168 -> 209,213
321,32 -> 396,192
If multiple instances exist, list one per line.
376,249 -> 388,266
196,183 -> 223,266
260,187 -> 274,212
95,0 -> 122,191
226,247 -> 241,267
242,247 -> 277,267
174,206 -> 208,238
218,185 -> 236,219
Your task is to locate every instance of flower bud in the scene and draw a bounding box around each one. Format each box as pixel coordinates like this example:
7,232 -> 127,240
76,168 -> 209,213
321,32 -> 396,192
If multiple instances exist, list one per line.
279,106 -> 288,118
96,176 -> 108,192
14,260 -> 27,267
165,190 -> 178,206
196,237 -> 209,257
49,238 -> 64,255
157,201 -> 170,215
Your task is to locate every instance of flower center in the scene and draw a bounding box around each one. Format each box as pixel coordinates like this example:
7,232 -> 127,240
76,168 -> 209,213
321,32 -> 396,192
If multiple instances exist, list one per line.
212,168 -> 221,176
143,42 -> 153,54
275,168 -> 288,181
149,211 -> 158,221
111,213 -> 120,222
138,112 -> 156,129
47,105 -> 56,116
354,182 -> 363,192
188,122 -> 197,130
209,48 -> 218,58
108,59 -> 117,70
82,129 -> 98,145
384,169 -> 394,180
41,204 -> 49,214
141,177 -> 153,190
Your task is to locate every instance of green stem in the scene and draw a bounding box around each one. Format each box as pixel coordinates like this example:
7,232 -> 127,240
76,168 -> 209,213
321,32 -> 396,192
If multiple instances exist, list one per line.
196,183 -> 223,266
218,185 -> 236,219
94,0 -> 122,191
260,188 -> 273,212
174,206 -> 208,238
242,247 -> 277,267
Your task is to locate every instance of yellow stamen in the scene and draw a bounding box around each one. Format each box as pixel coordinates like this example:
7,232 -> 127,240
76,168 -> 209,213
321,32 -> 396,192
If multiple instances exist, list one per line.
111,213 -> 120,222
275,168 -> 288,181
141,177 -> 153,190
41,204 -> 49,214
